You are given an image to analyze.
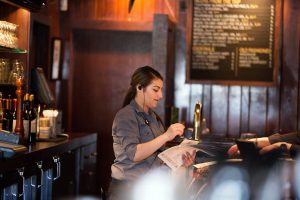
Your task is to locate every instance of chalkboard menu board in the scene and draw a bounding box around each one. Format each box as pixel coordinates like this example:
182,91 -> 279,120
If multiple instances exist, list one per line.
186,0 -> 281,85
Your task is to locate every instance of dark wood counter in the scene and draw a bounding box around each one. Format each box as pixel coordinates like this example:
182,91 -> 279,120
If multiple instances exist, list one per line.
0,132 -> 98,199
0,132 -> 97,173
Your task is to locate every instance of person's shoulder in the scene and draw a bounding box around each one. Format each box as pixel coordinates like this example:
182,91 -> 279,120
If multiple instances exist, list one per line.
115,104 -> 136,119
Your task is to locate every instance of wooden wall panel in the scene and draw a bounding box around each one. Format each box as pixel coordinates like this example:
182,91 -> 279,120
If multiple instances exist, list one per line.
69,0 -> 98,19
248,87 -> 267,136
71,0 -> 156,22
174,31 -> 191,123
152,14 -> 176,125
210,85 -> 228,135
70,0 -> 179,22
266,86 -> 280,135
228,86 -> 241,138
280,0 -> 300,133
202,85 -> 212,132
71,30 -> 152,189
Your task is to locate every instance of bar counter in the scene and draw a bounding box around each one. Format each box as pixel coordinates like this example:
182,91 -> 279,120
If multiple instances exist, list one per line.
0,132 -> 98,199
0,132 -> 97,172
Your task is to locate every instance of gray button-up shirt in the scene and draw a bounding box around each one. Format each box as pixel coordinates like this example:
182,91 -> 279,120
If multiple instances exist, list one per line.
111,99 -> 165,181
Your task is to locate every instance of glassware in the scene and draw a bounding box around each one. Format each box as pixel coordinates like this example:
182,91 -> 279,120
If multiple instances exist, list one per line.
0,58 -> 10,84
8,59 -> 24,84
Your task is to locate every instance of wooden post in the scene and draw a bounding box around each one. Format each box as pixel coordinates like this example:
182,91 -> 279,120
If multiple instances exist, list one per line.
15,78 -> 24,142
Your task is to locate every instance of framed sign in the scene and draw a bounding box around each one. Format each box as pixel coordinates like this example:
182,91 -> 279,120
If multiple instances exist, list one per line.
186,0 -> 281,86
51,37 -> 63,80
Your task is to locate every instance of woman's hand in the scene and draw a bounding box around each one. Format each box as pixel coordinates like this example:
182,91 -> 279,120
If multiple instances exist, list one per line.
259,142 -> 291,155
164,123 -> 185,141
182,150 -> 196,167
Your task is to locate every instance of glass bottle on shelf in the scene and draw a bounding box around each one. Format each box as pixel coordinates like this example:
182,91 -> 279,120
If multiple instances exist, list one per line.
28,94 -> 37,143
2,95 -> 13,131
23,93 -> 30,140
12,98 -> 17,132
0,58 -> 10,84
8,59 -> 24,84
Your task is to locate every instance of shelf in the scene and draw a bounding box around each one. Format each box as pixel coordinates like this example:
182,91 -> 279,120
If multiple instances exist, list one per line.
0,45 -> 27,53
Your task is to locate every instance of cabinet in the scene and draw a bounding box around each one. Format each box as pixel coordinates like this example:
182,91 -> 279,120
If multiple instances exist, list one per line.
0,1 -> 30,96
0,132 -> 98,199
79,142 -> 97,195
52,141 -> 98,198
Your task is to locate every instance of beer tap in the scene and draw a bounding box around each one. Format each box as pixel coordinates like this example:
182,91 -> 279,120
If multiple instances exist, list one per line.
193,101 -> 202,140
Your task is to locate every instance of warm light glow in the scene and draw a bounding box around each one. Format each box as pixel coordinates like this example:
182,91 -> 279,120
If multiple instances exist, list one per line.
206,166 -> 250,200
132,168 -> 177,200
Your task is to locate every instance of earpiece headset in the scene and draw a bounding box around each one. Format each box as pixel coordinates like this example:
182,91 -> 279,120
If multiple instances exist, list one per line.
138,85 -> 142,90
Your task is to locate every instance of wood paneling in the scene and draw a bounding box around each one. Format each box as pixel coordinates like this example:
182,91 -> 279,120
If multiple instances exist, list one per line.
174,0 -> 300,138
152,14 -> 176,126
248,87 -> 267,136
70,0 -> 179,22
228,86 -> 241,138
211,86 -> 228,135
71,29 -> 152,189
280,0 -> 300,133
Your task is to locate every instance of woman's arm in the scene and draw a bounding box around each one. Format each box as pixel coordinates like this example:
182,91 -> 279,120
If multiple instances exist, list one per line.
134,123 -> 185,162
268,132 -> 300,144
259,142 -> 292,154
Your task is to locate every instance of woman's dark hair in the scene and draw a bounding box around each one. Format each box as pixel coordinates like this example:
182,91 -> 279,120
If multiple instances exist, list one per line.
122,66 -> 163,107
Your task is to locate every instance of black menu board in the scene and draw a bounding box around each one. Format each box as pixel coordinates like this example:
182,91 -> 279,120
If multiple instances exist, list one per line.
186,0 -> 281,85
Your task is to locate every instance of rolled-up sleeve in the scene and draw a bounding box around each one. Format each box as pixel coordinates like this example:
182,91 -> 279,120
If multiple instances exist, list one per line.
113,109 -> 140,161
268,132 -> 300,144
268,132 -> 300,158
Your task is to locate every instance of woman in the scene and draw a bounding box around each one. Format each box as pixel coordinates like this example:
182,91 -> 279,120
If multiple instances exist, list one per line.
108,66 -> 195,200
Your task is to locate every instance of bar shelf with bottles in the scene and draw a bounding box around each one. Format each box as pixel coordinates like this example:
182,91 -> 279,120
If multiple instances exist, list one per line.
0,91 -> 45,145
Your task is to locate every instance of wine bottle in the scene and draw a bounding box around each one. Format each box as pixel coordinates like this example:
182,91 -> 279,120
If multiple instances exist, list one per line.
2,96 -> 13,131
12,98 -> 17,132
28,94 -> 37,143
23,93 -> 30,140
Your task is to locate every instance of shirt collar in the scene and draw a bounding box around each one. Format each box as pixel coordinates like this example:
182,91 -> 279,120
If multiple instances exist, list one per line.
130,99 -> 154,116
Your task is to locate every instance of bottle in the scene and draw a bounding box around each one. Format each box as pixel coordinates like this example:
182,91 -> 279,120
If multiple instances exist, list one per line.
23,93 -> 30,140
2,95 -> 13,131
36,103 -> 41,139
28,94 -> 37,143
12,98 -> 17,132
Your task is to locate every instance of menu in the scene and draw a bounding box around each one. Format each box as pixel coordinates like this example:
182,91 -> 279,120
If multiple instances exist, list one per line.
187,0 -> 280,85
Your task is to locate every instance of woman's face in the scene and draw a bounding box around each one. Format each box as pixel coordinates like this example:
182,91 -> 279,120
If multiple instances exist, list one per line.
137,78 -> 163,112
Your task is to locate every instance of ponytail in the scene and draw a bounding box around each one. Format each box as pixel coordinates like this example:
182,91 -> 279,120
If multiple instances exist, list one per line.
122,86 -> 136,107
